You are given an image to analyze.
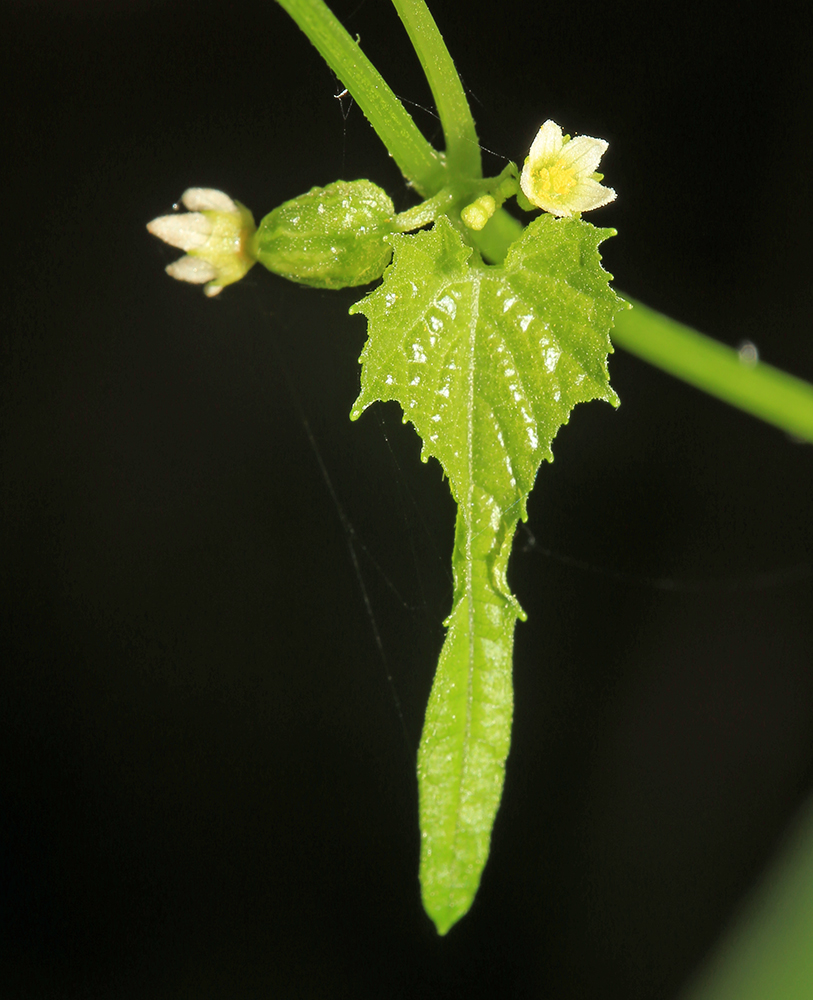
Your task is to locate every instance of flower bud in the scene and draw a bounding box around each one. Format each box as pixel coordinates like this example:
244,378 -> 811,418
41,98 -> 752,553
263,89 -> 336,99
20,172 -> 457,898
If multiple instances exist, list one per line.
147,188 -> 256,297
460,194 -> 497,231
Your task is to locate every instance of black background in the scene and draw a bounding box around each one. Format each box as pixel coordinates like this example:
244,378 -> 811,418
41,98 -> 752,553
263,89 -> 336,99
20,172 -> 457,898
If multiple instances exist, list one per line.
3,1 -> 813,997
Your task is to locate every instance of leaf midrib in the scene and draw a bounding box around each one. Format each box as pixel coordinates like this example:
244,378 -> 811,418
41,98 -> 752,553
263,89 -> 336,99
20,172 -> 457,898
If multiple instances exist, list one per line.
452,271 -> 480,885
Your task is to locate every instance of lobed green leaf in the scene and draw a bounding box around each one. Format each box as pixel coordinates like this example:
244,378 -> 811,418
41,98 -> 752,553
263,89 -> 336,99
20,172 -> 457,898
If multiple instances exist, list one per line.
351,214 -> 625,933
351,215 -> 622,510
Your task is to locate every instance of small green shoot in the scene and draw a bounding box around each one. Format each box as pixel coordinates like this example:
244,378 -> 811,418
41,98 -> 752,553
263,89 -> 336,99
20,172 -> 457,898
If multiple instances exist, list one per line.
146,0 -> 813,937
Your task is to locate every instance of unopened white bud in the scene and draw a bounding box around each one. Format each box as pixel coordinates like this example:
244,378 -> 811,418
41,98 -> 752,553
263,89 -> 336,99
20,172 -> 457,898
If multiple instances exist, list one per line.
180,188 -> 238,213
165,255 -> 218,285
147,213 -> 212,252
461,194 -> 496,231
147,188 -> 256,296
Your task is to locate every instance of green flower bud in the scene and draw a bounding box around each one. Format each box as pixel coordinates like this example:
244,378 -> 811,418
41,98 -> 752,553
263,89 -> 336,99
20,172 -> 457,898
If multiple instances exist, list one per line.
252,180 -> 394,290
460,194 -> 496,231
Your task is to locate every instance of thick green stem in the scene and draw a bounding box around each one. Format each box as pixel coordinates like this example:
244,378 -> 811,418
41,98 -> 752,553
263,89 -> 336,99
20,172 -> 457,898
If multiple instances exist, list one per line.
275,0 -> 446,196
613,299 -> 813,443
389,0 -> 482,180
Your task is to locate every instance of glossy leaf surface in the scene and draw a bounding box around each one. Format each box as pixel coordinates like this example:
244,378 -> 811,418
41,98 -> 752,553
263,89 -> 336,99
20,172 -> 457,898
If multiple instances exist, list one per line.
351,215 -> 624,933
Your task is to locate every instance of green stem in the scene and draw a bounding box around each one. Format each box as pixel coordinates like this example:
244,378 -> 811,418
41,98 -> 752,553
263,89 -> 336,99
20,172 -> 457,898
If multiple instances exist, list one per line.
390,186 -> 458,231
613,299 -> 813,444
473,208 -> 813,445
280,0 -> 813,446
389,0 -> 482,180
275,0 -> 446,196
680,796 -> 813,1000
389,170 -> 512,233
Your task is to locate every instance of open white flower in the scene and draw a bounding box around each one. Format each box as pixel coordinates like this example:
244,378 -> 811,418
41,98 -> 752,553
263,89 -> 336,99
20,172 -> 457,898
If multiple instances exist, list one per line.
147,188 -> 256,297
520,120 -> 616,218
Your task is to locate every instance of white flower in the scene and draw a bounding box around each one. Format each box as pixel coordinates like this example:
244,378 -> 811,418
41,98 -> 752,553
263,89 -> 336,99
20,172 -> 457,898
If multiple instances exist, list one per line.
520,120 -> 616,218
147,188 -> 256,297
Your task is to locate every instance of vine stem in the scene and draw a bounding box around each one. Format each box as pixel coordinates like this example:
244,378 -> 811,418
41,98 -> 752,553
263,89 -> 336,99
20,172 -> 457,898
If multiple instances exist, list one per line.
388,0 -> 482,180
613,298 -> 813,444
275,0 -> 446,196
276,0 -> 813,447
390,186 -> 458,231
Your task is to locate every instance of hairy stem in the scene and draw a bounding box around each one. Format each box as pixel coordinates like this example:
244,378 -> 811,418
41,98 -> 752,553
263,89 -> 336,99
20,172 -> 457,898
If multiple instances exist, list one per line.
389,0 -> 482,180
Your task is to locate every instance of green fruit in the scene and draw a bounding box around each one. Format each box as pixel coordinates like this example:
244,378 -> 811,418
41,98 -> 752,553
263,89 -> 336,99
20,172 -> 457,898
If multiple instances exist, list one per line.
252,180 -> 394,289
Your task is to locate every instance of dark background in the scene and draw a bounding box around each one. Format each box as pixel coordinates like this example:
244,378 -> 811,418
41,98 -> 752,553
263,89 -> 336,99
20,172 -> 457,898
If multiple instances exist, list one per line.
3,0 -> 813,996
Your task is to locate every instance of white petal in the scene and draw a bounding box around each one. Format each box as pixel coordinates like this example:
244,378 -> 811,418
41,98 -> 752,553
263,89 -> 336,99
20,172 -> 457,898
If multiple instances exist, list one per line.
534,197 -> 572,218
203,284 -> 224,297
519,160 -> 536,205
165,255 -> 218,284
147,212 -> 211,251
528,120 -> 564,164
181,188 -> 237,213
567,178 -> 616,213
558,135 -> 608,177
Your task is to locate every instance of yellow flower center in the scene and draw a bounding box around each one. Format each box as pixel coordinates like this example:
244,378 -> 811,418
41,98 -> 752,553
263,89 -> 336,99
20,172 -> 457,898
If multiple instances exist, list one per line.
534,159 -> 577,201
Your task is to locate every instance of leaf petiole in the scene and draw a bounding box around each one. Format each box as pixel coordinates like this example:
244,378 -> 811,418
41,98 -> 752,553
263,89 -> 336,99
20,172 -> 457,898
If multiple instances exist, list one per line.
389,166 -> 519,235
389,186 -> 459,232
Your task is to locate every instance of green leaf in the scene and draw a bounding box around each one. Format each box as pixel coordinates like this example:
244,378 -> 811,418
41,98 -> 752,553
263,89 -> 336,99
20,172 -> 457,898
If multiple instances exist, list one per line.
350,215 -> 625,934
252,180 -> 394,289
